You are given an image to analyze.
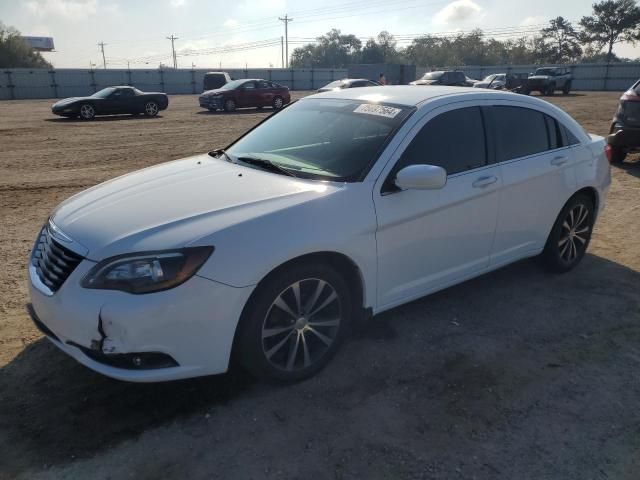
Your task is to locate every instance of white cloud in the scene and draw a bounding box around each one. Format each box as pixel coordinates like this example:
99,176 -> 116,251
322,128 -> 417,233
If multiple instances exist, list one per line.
520,15 -> 547,27
224,19 -> 240,28
25,0 -> 98,19
434,0 -> 483,25
170,0 -> 186,6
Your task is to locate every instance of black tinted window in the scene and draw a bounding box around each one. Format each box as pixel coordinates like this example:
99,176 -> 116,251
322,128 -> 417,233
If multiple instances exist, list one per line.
560,124 -> 581,146
258,81 -> 270,89
397,107 -> 486,176
490,106 -> 549,162
544,115 -> 561,149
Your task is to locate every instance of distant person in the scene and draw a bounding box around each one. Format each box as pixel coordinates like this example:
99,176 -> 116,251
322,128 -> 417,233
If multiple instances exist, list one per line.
379,73 -> 387,85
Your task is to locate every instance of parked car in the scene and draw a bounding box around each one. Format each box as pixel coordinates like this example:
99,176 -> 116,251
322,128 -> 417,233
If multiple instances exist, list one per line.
410,70 -> 472,87
203,71 -> 232,91
474,73 -> 529,91
317,78 -> 380,92
29,86 -> 610,383
51,86 -> 168,120
606,79 -> 640,163
199,78 -> 290,112
525,67 -> 572,96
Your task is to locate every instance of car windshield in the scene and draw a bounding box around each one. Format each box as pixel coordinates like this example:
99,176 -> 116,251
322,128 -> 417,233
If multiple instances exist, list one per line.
535,68 -> 556,76
91,87 -> 117,98
225,99 -> 413,181
421,72 -> 443,80
323,80 -> 345,89
219,79 -> 251,90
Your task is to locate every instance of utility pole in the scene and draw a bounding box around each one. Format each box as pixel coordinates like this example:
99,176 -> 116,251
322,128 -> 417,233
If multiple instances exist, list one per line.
281,36 -> 284,69
278,14 -> 293,68
98,41 -> 107,69
166,35 -> 178,69
127,60 -> 130,70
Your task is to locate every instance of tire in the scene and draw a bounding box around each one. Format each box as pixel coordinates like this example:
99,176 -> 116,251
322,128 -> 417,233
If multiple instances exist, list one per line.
79,103 -> 95,120
610,145 -> 627,164
521,88 -> 531,96
224,99 -> 236,112
207,108 -> 217,112
545,84 -> 555,96
272,96 -> 284,110
541,194 -> 594,273
144,101 -> 159,117
563,81 -> 572,95
236,262 -> 352,382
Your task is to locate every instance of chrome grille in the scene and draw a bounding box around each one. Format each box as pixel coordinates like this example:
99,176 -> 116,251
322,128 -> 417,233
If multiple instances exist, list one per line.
31,227 -> 83,293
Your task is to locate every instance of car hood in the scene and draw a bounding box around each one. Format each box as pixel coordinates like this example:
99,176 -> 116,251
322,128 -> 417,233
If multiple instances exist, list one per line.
528,75 -> 551,81
50,154 -> 340,260
474,81 -> 505,88
52,97 -> 89,107
201,88 -> 229,96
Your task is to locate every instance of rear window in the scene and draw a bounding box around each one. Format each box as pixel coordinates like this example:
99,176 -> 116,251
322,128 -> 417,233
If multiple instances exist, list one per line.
489,106 -> 549,162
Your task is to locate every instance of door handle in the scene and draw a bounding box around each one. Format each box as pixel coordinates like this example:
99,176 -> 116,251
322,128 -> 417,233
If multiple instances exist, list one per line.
472,175 -> 498,188
551,155 -> 569,166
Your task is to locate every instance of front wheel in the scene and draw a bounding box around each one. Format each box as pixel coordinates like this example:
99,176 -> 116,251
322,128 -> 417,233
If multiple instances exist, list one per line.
272,96 -> 284,110
563,81 -> 572,95
224,99 -> 236,112
79,103 -> 95,120
144,101 -> 159,117
545,84 -> 555,96
236,263 -> 352,382
541,194 -> 594,273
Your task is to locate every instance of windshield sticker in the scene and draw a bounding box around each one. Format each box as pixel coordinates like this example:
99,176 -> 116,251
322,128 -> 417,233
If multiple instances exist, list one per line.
354,104 -> 401,118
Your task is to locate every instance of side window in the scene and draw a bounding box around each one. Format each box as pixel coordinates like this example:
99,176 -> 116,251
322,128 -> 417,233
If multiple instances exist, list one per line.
121,88 -> 134,97
490,106 -> 549,162
394,107 -> 487,177
351,81 -> 366,87
242,81 -> 256,90
257,81 -> 270,89
560,124 -> 581,146
544,115 -> 561,150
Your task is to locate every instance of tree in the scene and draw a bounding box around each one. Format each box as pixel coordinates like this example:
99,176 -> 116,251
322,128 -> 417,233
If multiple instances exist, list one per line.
361,39 -> 384,63
0,22 -> 51,68
540,17 -> 582,63
579,0 -> 640,62
290,29 -> 361,68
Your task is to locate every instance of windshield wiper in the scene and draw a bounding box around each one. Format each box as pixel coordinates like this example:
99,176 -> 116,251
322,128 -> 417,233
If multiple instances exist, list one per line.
235,155 -> 299,178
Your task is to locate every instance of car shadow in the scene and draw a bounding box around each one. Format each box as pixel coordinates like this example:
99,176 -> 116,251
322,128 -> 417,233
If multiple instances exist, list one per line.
1,253 -> 639,476
616,157 -> 640,178
45,115 -> 164,123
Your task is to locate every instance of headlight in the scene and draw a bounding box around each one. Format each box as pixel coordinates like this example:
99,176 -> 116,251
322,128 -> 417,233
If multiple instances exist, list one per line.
81,247 -> 213,294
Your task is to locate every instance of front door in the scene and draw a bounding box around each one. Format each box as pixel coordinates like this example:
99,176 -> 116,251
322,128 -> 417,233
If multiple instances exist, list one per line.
374,104 -> 501,309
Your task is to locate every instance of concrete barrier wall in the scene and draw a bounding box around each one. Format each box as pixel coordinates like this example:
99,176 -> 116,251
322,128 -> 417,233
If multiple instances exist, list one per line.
415,62 -> 640,91
0,68 -> 349,100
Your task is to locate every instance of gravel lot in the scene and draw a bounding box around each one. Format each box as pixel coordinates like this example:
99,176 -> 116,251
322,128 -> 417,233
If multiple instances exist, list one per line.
0,91 -> 639,480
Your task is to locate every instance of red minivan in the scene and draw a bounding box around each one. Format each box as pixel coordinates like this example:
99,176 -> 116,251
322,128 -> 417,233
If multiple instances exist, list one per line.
199,78 -> 291,112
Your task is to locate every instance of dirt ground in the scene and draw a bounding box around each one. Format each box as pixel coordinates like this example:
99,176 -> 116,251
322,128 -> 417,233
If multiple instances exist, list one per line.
0,91 -> 639,480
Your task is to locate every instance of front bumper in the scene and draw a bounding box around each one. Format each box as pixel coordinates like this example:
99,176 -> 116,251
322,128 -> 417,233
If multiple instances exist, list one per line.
199,96 -> 224,110
28,259 -> 254,382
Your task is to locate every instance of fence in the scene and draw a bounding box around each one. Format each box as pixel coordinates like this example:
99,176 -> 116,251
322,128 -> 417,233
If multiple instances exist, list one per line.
0,67 -> 349,100
416,62 -> 640,91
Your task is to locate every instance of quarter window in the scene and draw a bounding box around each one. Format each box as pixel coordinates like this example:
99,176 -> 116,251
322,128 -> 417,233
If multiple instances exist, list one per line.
489,106 -> 549,162
395,106 -> 487,176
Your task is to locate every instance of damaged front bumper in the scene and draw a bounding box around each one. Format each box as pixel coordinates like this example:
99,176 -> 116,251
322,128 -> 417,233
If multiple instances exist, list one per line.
28,259 -> 254,382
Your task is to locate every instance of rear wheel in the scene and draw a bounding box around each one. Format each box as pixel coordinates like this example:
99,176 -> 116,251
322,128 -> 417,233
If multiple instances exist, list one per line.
236,262 -> 352,382
224,99 -> 236,112
272,96 -> 284,110
545,84 -> 555,96
79,104 -> 95,120
563,81 -> 572,95
541,194 -> 594,273
144,101 -> 159,117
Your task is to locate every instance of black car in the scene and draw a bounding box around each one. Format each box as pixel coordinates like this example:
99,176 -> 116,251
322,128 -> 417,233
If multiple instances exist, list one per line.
525,67 -> 572,96
317,78 -> 379,92
409,70 -> 476,87
51,86 -> 169,120
607,80 -> 640,163
474,73 -> 529,91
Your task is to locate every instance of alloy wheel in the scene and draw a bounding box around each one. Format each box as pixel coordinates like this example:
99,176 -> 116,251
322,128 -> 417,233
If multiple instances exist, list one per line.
80,104 -> 94,119
261,278 -> 342,373
273,97 -> 283,109
558,203 -> 590,263
145,102 -> 159,116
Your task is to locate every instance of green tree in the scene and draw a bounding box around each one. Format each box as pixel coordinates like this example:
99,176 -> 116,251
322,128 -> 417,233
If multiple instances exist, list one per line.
579,0 -> 640,62
290,29 -> 361,68
540,17 -> 582,63
0,22 -> 51,68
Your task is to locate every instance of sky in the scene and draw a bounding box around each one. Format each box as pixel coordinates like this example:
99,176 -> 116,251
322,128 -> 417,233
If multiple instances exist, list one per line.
1,0 -> 639,69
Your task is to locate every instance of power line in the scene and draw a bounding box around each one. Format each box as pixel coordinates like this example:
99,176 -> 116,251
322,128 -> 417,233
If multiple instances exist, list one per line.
278,14 -> 293,68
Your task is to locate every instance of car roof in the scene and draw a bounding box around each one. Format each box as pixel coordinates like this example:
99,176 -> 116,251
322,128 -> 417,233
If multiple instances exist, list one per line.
309,85 -> 525,107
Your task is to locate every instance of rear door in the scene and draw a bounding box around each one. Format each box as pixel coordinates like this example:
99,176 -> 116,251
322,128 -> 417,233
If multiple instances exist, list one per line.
373,103 -> 502,308
486,104 -> 577,266
257,80 -> 273,106
237,81 -> 259,107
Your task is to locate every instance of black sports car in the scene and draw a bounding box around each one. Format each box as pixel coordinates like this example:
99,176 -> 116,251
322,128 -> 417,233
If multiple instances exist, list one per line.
52,86 -> 169,120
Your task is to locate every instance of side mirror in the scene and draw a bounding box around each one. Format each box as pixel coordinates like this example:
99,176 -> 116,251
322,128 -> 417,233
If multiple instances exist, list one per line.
394,164 -> 447,190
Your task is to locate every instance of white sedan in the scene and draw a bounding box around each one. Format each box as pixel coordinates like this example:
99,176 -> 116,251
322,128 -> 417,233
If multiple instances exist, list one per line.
28,86 -> 611,382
